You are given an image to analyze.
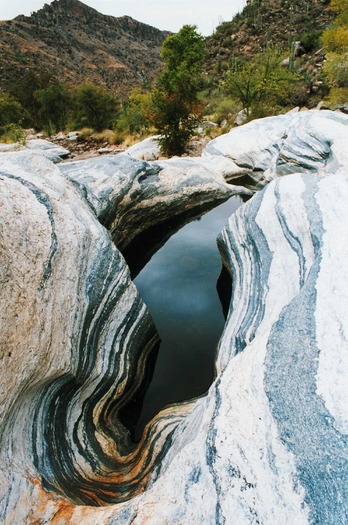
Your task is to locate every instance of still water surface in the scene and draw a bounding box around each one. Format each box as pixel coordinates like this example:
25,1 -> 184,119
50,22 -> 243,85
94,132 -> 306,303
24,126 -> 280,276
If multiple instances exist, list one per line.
133,196 -> 242,436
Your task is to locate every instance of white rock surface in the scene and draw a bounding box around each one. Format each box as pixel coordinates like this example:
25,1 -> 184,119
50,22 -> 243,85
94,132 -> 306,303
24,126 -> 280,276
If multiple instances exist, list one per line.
203,110 -> 348,188
1,110 -> 348,524
125,136 -> 161,161
26,138 -> 71,162
0,138 -> 70,162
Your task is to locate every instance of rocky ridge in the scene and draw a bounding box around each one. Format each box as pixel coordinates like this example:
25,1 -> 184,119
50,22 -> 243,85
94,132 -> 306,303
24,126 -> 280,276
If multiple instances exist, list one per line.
0,0 -> 169,94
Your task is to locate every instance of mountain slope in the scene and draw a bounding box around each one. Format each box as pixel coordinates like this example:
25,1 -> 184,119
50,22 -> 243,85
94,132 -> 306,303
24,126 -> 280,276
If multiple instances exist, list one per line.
0,0 -> 170,95
206,0 -> 334,72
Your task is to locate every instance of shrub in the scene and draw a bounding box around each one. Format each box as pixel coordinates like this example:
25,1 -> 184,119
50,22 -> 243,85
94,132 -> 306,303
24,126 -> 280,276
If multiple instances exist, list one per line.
223,49 -> 304,118
322,26 -> 348,53
323,52 -> 348,87
0,93 -> 24,130
9,70 -> 54,128
0,123 -> 27,145
211,97 -> 239,125
300,30 -> 323,52
322,0 -> 348,53
116,89 -> 152,134
72,84 -> 118,131
324,86 -> 348,106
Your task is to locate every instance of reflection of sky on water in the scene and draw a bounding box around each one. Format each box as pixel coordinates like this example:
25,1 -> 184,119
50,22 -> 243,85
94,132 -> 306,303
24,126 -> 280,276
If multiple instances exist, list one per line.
134,196 -> 242,433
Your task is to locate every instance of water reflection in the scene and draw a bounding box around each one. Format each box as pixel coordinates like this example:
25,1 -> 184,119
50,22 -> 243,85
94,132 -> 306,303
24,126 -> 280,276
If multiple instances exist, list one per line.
132,196 -> 242,439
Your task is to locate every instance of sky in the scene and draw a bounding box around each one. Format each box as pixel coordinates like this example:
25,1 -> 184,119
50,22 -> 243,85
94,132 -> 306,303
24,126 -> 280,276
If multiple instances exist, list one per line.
0,0 -> 246,36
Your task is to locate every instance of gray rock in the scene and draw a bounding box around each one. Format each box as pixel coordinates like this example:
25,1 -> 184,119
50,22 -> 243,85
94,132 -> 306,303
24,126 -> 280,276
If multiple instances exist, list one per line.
26,138 -> 71,162
59,153 -> 241,252
67,131 -> 79,140
196,120 -> 219,134
234,108 -> 248,126
0,143 -> 20,152
98,147 -> 114,154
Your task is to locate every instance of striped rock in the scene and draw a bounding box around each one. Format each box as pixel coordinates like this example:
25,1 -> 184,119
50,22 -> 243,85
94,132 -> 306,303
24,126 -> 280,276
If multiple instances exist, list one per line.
203,109 -> 348,190
1,110 -> 348,524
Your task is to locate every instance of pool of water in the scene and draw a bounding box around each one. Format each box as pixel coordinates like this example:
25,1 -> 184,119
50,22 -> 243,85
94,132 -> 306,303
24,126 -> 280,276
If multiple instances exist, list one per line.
132,196 -> 242,438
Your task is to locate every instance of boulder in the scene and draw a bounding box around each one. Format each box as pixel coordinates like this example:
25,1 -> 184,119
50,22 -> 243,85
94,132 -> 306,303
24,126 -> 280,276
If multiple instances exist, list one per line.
26,138 -> 71,162
196,120 -> 219,134
0,138 -> 71,163
233,108 -> 248,126
0,150 -> 189,515
203,110 -> 348,189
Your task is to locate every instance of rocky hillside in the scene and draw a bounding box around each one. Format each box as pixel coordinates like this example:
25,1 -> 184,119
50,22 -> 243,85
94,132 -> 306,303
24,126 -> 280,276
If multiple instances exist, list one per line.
206,0 -> 334,72
0,0 -> 170,95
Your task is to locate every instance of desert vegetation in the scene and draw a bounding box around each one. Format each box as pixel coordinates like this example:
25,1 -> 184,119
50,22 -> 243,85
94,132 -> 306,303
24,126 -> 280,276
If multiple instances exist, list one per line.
1,1 -> 347,155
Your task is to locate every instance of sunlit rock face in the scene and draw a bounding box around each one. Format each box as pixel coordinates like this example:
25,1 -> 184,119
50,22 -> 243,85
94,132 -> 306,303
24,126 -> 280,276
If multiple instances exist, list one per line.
124,136 -> 161,161
203,110 -> 348,190
1,111 -> 348,524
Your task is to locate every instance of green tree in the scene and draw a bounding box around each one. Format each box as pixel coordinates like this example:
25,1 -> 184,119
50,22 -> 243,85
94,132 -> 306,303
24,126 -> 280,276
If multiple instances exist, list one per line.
73,84 -> 118,131
149,25 -> 205,156
9,70 -> 54,128
34,82 -> 72,134
223,49 -> 303,118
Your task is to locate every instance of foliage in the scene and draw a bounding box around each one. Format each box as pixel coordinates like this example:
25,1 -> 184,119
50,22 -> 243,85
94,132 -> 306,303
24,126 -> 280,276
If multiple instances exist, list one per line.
324,86 -> 348,106
116,89 -> 152,134
72,84 -> 118,131
321,0 -> 348,52
0,123 -> 27,145
203,93 -> 240,126
149,89 -> 203,155
9,70 -> 54,128
324,52 -> 348,87
149,25 -> 205,156
322,26 -> 348,52
34,83 -> 72,133
223,49 -> 303,118
0,92 -> 24,130
331,0 -> 348,20
300,30 -> 323,52
322,0 -> 348,95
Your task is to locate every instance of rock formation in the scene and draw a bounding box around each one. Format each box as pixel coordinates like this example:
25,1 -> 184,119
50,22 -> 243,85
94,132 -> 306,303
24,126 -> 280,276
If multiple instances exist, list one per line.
0,110 -> 348,524
203,110 -> 348,189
